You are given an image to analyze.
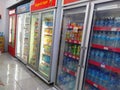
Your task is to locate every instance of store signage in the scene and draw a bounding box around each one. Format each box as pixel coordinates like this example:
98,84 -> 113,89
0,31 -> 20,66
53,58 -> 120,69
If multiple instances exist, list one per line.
31,0 -> 56,12
17,3 -> 30,14
63,0 -> 80,5
9,9 -> 16,15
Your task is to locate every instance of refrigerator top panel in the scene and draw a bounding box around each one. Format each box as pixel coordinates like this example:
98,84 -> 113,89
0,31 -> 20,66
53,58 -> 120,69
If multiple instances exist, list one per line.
94,0 -> 120,11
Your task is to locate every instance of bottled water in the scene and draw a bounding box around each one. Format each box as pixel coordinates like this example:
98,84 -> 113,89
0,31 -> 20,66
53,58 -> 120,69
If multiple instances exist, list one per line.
99,51 -> 104,63
106,52 -> 113,65
113,53 -> 120,68
94,50 -> 100,62
90,49 -> 95,60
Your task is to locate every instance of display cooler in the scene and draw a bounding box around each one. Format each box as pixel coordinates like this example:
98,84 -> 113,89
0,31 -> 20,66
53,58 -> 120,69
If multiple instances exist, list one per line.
83,0 -> 120,90
55,1 -> 90,90
16,3 -> 30,64
8,9 -> 17,57
27,0 -> 60,84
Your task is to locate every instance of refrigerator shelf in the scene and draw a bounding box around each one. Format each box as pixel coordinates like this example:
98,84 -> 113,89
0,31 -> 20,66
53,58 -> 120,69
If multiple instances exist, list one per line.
45,26 -> 53,28
44,33 -> 52,36
62,67 -> 76,76
64,52 -> 80,60
67,24 -> 83,31
92,44 -> 120,53
89,59 -> 120,74
65,39 -> 81,44
86,79 -> 107,90
43,52 -> 51,56
41,61 -> 50,67
94,26 -> 120,31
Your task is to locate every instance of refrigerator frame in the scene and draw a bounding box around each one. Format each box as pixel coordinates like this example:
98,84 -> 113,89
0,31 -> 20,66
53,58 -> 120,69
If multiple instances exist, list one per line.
15,12 -> 31,64
54,2 -> 91,90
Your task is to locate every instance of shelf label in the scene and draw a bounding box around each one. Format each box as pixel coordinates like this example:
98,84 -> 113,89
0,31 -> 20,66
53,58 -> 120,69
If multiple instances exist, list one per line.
101,64 -> 105,68
93,83 -> 98,88
69,54 -> 72,57
104,47 -> 108,50
111,28 -> 117,31
67,69 -> 70,72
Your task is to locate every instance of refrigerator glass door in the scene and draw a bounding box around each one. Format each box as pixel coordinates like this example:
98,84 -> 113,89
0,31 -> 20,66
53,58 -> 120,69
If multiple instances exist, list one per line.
9,15 -> 16,47
28,13 -> 39,69
16,15 -> 22,57
16,13 -> 30,63
84,1 -> 120,90
56,6 -> 86,90
22,13 -> 30,62
38,11 -> 54,79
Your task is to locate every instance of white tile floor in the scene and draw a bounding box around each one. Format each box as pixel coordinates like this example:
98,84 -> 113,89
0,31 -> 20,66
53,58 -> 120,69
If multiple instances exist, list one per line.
0,53 -> 56,90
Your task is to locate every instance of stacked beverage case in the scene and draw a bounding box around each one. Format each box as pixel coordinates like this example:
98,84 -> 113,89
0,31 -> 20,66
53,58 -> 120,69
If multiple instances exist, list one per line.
86,15 -> 120,90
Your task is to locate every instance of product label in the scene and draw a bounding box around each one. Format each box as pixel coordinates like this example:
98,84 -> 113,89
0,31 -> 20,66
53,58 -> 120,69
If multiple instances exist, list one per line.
104,47 -> 108,50
9,9 -> 16,15
17,3 -> 30,14
31,0 -> 56,11
93,83 -> 98,88
111,27 -> 117,31
101,64 -> 105,68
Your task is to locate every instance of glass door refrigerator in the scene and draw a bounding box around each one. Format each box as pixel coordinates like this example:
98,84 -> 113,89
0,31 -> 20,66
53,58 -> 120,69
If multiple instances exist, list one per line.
55,2 -> 90,90
82,0 -> 120,90
38,10 -> 55,82
16,13 -> 30,64
8,9 -> 17,57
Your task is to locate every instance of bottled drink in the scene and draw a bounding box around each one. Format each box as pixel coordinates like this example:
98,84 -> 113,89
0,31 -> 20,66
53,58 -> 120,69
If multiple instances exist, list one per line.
108,17 -> 114,27
92,32 -> 97,44
94,50 -> 100,62
99,51 -> 104,63
99,18 -> 104,26
101,31 -> 106,45
106,52 -> 113,65
113,53 -> 120,68
90,49 -> 95,60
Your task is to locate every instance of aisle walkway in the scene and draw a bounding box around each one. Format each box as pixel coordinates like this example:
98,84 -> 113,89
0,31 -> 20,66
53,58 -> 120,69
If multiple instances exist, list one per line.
0,53 -> 54,90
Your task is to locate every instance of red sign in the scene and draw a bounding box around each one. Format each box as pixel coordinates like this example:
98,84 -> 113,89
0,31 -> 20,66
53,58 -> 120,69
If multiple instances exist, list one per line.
31,0 -> 56,12
63,0 -> 80,5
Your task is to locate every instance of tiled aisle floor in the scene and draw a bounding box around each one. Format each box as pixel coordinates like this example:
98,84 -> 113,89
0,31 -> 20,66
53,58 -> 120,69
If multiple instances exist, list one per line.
0,53 -> 55,90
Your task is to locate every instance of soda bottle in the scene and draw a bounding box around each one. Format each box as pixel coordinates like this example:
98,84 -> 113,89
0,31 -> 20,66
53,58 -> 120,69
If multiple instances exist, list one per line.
99,51 -> 104,63
76,46 -> 80,56
73,45 -> 77,55
94,50 -> 100,61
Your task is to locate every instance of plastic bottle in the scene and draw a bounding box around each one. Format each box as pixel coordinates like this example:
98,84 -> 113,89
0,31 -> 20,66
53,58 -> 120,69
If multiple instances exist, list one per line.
94,50 -> 100,62
90,49 -> 95,60
99,51 -> 104,63
113,53 -> 120,68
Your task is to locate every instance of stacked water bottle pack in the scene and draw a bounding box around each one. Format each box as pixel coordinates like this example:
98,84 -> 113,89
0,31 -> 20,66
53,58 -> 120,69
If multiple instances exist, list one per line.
95,16 -> 120,27
87,65 -> 120,90
92,31 -> 120,48
89,49 -> 120,68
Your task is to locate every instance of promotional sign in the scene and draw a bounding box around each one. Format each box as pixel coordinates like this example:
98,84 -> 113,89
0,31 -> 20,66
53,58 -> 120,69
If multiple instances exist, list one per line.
9,9 -> 16,15
17,3 -> 30,14
63,0 -> 80,5
31,0 -> 56,12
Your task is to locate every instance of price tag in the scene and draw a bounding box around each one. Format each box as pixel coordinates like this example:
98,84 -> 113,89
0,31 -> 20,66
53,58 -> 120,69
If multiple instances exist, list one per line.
74,41 -> 77,43
93,83 -> 98,88
101,64 -> 105,68
73,56 -> 75,59
67,69 -> 70,72
111,28 -> 117,31
69,55 -> 72,57
104,47 -> 108,50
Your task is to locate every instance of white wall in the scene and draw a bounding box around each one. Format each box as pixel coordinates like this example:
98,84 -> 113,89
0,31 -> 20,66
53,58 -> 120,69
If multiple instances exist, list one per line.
0,1 -> 8,51
6,0 -> 23,8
